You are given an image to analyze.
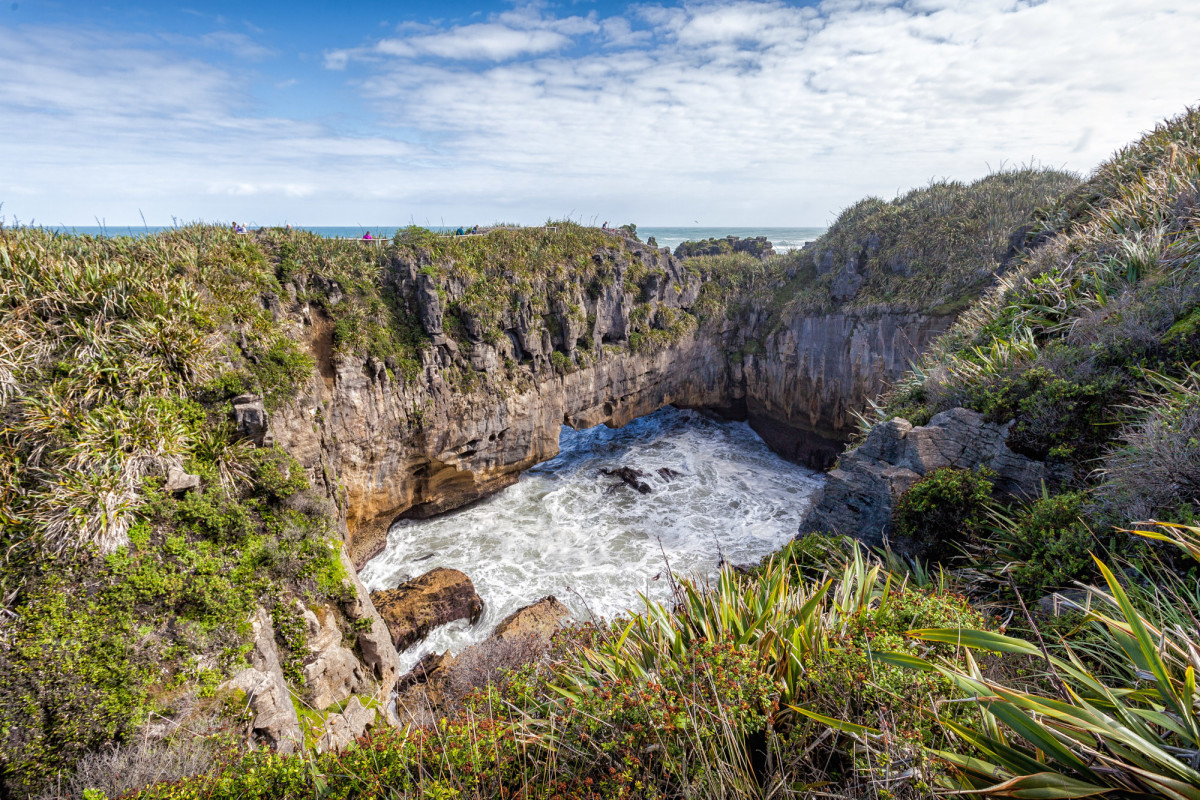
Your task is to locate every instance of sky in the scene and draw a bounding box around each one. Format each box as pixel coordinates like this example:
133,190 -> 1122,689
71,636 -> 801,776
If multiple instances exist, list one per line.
2,0 -> 1199,227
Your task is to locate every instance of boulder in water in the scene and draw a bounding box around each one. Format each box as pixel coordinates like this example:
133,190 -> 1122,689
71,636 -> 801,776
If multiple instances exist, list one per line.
370,567 -> 484,651
602,466 -> 651,494
656,467 -> 682,482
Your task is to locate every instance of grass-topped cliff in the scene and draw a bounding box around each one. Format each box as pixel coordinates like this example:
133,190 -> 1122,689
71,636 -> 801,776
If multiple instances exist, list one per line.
102,107 -> 1200,800
685,166 -> 1078,327
873,107 -> 1200,592
4,104 -> 1196,800
0,221 -> 740,796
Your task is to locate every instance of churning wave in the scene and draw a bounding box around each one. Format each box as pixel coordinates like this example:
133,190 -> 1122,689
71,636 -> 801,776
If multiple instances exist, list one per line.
360,406 -> 824,671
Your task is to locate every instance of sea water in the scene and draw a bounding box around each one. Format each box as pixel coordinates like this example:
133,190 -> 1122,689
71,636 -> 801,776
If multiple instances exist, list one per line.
359,407 -> 823,672
44,225 -> 823,253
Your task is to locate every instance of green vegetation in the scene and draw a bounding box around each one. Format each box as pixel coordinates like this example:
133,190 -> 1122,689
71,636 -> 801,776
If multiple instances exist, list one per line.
0,227 -> 354,794
873,107 -> 1200,596
892,466 -> 996,561
122,542 -> 992,799
683,166 -> 1078,328
7,105 -> 1200,800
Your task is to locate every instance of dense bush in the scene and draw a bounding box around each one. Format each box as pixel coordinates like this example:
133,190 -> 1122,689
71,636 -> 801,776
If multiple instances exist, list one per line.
881,107 -> 1200,532
996,491 -> 1096,595
893,466 -> 996,560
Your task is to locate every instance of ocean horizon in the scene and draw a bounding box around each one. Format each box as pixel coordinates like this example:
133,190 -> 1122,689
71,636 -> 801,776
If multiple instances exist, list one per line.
34,224 -> 825,253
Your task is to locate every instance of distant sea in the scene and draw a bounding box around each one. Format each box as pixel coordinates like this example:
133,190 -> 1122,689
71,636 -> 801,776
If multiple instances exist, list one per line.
39,225 -> 825,253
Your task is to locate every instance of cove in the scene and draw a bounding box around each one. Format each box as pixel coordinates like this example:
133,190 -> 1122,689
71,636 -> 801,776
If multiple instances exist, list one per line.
360,406 -> 823,670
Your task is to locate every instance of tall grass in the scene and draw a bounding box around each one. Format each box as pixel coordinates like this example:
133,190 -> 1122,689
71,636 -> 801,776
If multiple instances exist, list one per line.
886,521 -> 1200,798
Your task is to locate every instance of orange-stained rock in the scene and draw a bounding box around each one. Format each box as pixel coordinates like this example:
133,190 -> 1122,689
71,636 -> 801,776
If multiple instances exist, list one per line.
370,568 -> 483,651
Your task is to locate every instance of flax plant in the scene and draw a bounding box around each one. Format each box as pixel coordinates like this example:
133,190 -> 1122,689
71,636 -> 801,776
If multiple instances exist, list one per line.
881,521 -> 1200,798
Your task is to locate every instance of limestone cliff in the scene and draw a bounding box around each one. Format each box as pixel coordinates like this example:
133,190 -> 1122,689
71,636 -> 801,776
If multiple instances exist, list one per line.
268,232 -> 955,567
743,310 -> 955,469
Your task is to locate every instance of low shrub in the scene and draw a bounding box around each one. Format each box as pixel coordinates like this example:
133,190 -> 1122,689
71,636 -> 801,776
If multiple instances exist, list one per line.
997,491 -> 1097,595
893,466 -> 996,561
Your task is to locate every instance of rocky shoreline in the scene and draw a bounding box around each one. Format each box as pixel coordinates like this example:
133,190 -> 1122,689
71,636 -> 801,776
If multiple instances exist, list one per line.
268,235 -> 953,568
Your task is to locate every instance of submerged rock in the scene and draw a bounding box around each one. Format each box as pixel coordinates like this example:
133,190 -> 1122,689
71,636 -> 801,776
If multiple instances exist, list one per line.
370,567 -> 484,651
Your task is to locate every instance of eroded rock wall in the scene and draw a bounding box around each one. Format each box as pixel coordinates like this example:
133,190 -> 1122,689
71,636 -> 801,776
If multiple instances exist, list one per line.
269,238 -> 956,568
743,310 -> 956,469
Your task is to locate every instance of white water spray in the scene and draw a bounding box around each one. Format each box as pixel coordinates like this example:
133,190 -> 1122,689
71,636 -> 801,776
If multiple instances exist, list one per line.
360,407 -> 823,671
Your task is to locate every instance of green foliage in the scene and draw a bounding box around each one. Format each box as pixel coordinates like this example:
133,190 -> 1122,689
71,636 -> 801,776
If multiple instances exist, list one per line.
170,488 -> 257,544
896,521 -> 1200,798
247,337 -> 313,412
877,107 -> 1200,534
270,602 -> 308,686
893,466 -> 996,560
0,572 -> 151,792
548,349 -> 571,374
996,491 -> 1097,595
246,447 -> 309,502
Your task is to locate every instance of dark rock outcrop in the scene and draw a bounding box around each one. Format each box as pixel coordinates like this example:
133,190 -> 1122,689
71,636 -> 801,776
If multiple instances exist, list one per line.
603,467 -> 652,494
231,394 -> 272,446
371,568 -> 484,651
802,407 -> 1057,548
674,235 -> 775,260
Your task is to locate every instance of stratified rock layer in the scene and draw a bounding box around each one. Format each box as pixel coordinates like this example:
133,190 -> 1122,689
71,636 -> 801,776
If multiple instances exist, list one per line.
801,407 -> 1059,549
271,235 -> 955,566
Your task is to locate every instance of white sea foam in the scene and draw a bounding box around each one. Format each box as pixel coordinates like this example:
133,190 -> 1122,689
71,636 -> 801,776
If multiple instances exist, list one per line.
360,407 -> 823,672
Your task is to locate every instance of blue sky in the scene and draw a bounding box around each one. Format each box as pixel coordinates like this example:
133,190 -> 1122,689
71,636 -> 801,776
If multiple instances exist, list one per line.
3,0 -> 1199,226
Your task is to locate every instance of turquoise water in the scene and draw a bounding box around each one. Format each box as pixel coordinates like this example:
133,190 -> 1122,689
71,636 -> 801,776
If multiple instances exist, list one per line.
41,225 -> 824,253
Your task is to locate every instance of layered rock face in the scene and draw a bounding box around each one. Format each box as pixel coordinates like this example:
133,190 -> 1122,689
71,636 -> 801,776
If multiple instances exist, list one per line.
802,408 -> 1062,552
269,235 -> 957,567
743,311 -> 955,469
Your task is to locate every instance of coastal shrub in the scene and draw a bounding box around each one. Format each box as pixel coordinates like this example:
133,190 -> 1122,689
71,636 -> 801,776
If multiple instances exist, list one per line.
245,447 -> 309,503
270,602 -> 308,687
1098,386 -> 1200,523
893,466 -> 996,561
548,350 -> 571,374
0,573 -> 151,793
898,521 -> 1200,798
995,491 -> 1096,595
247,338 -> 314,412
34,717 -> 234,800
784,586 -> 985,795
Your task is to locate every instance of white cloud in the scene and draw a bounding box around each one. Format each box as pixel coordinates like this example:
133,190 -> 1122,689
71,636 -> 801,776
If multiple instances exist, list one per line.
326,8 -> 601,65
347,0 -> 1200,223
4,1 -> 1200,226
375,23 -> 572,61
